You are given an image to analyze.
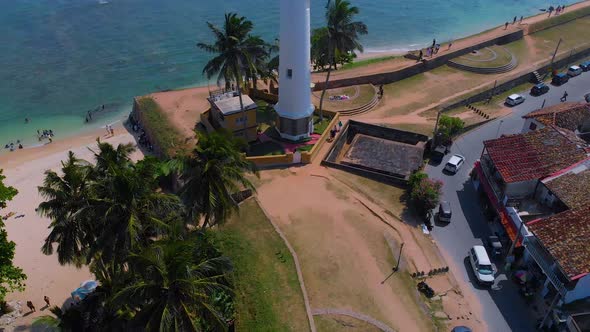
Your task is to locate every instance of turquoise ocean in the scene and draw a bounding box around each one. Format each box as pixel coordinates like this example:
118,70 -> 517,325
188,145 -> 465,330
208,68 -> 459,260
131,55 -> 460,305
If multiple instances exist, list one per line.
0,0 -> 573,150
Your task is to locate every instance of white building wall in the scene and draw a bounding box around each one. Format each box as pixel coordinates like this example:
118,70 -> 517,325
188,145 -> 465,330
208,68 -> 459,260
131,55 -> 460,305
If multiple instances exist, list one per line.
505,180 -> 537,198
521,118 -> 545,133
275,0 -> 314,120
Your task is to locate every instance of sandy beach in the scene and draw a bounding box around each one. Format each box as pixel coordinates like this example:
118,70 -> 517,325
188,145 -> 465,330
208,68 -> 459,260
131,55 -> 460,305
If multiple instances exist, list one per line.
0,125 -> 143,329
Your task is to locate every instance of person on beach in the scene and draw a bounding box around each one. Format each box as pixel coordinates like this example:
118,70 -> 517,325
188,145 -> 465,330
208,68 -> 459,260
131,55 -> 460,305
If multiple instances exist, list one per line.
512,16 -> 516,24
25,117 -> 29,124
561,91 -> 568,102
417,50 -> 423,62
110,127 -> 114,136
519,16 -> 523,24
448,40 -> 453,50
504,22 -> 509,30
106,125 -> 111,135
26,301 -> 36,312
44,296 -> 50,307
48,137 -> 53,143
432,39 -> 436,48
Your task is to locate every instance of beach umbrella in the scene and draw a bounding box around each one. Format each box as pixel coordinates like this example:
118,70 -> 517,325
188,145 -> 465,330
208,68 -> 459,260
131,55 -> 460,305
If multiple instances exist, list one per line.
71,280 -> 98,302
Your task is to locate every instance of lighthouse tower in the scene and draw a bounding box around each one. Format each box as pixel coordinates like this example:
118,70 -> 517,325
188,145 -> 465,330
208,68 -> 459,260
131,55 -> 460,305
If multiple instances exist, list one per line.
275,0 -> 315,141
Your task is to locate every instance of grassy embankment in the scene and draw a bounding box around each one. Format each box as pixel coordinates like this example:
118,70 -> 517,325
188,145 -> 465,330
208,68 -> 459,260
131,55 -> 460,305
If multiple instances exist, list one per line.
135,97 -> 188,157
214,199 -> 310,331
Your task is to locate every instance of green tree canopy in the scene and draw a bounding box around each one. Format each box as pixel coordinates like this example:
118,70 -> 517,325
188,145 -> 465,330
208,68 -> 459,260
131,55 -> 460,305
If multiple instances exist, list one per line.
0,170 -> 26,307
409,173 -> 443,219
438,115 -> 465,144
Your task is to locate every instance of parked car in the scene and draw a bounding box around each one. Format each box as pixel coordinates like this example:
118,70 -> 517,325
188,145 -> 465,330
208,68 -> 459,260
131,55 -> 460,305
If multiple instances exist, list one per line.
530,83 -> 549,96
487,235 -> 503,258
585,93 -> 590,103
451,327 -> 472,332
505,94 -> 525,106
567,65 -> 583,77
430,145 -> 447,164
580,61 -> 590,72
444,154 -> 465,174
552,73 -> 569,86
437,201 -> 452,223
468,245 -> 495,286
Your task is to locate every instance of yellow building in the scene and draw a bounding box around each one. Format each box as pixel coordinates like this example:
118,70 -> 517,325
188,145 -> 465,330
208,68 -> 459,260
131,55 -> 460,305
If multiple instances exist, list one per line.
207,91 -> 258,142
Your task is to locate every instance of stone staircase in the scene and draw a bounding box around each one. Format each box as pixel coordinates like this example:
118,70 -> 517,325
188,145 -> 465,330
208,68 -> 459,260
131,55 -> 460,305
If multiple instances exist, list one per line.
338,84 -> 382,116
448,47 -> 518,74
531,70 -> 543,84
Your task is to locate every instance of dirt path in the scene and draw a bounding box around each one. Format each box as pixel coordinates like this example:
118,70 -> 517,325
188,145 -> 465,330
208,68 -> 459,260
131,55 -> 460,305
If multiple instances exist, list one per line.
312,308 -> 395,332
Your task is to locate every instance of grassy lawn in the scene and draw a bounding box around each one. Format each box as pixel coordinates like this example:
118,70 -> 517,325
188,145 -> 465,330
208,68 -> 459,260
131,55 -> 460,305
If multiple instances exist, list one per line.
529,16 -> 590,58
313,115 -> 333,135
296,144 -> 314,152
247,140 -> 285,156
390,123 -> 435,136
314,84 -> 376,111
451,45 -> 514,68
214,199 -> 310,331
340,55 -> 404,71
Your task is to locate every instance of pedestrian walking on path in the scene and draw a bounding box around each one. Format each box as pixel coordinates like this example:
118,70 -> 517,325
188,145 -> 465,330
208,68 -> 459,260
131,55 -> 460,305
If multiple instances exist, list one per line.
519,15 -> 523,24
504,22 -> 509,30
44,296 -> 50,307
561,91 -> 569,102
26,301 -> 36,312
512,16 -> 516,24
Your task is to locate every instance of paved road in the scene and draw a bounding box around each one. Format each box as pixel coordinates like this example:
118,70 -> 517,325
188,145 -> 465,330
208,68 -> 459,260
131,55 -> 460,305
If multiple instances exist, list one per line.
425,72 -> 590,332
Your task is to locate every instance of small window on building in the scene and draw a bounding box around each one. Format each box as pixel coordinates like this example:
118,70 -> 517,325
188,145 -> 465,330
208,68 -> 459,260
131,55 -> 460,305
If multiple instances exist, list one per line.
529,122 -> 537,131
287,69 -> 293,79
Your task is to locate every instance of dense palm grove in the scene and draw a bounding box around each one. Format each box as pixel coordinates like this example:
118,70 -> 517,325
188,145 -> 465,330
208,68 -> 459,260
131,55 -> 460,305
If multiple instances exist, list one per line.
32,133 -> 256,331
24,1 -> 367,330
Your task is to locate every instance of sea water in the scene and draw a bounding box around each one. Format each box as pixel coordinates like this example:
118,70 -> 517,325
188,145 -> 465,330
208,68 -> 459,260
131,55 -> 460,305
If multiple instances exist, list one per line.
0,0 -> 573,150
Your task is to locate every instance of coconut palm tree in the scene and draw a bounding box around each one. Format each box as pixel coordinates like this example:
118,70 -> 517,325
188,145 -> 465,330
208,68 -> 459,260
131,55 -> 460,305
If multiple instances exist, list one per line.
110,238 -> 233,331
318,0 -> 368,120
37,151 -> 95,267
198,13 -> 267,132
169,131 -> 257,229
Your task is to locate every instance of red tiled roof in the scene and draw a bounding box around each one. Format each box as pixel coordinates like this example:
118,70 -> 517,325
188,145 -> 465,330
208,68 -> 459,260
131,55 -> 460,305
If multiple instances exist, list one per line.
527,207 -> 590,280
544,158 -> 590,210
483,126 -> 588,183
523,102 -> 590,131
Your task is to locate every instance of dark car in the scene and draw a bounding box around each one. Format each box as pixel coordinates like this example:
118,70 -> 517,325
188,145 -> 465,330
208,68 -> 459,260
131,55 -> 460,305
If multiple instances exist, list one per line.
552,73 -> 569,86
585,93 -> 590,103
580,61 -> 590,72
430,145 -> 447,164
530,83 -> 549,96
438,201 -> 452,223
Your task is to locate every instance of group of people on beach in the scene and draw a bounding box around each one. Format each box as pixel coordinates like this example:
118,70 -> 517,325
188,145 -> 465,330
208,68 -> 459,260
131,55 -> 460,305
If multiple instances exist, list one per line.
547,4 -> 567,17
129,117 -> 154,151
37,129 -> 55,142
417,38 -> 452,62
3,140 -> 23,151
25,296 -> 51,313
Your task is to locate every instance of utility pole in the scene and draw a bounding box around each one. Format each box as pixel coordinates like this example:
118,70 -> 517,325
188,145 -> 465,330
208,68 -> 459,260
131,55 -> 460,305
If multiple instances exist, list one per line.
549,38 -> 562,76
541,99 -> 546,109
432,110 -> 442,148
381,243 -> 404,284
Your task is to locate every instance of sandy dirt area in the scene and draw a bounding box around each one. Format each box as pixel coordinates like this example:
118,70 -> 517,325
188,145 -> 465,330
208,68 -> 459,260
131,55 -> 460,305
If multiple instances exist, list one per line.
0,128 -> 143,330
255,164 -> 486,332
147,86 -> 212,144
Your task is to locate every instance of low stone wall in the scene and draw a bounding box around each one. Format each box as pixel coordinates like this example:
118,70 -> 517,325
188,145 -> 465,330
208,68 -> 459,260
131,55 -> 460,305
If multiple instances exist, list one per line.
246,153 -> 294,167
322,120 -> 429,185
313,29 -> 523,90
440,45 -> 590,112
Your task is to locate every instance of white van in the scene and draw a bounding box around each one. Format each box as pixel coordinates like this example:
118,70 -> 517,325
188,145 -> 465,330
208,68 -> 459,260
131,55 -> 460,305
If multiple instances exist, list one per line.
505,94 -> 525,106
444,154 -> 465,174
468,245 -> 495,286
568,65 -> 583,77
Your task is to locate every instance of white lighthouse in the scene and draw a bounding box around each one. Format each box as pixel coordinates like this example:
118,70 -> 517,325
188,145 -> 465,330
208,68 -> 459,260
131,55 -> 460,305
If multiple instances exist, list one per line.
275,0 -> 315,141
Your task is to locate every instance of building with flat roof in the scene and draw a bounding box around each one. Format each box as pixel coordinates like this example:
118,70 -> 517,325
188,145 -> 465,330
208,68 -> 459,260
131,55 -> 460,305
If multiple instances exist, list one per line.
207,91 -> 258,142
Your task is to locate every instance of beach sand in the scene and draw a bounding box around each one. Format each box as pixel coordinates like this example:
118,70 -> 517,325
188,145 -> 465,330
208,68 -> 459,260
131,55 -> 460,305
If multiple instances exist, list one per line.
0,125 -> 143,329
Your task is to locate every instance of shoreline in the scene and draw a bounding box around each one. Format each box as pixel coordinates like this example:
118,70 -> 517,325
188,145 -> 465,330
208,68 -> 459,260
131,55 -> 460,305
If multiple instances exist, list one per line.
1,0 -> 584,154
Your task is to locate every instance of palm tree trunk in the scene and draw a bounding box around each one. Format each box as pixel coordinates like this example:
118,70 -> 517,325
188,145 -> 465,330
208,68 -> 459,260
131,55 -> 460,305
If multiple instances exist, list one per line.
318,44 -> 334,122
234,69 -> 247,135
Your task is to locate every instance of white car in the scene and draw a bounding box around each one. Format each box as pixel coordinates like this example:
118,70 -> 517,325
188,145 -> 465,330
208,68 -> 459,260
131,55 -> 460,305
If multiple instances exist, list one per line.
505,94 -> 525,106
567,65 -> 583,77
444,154 -> 465,174
468,245 -> 495,286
